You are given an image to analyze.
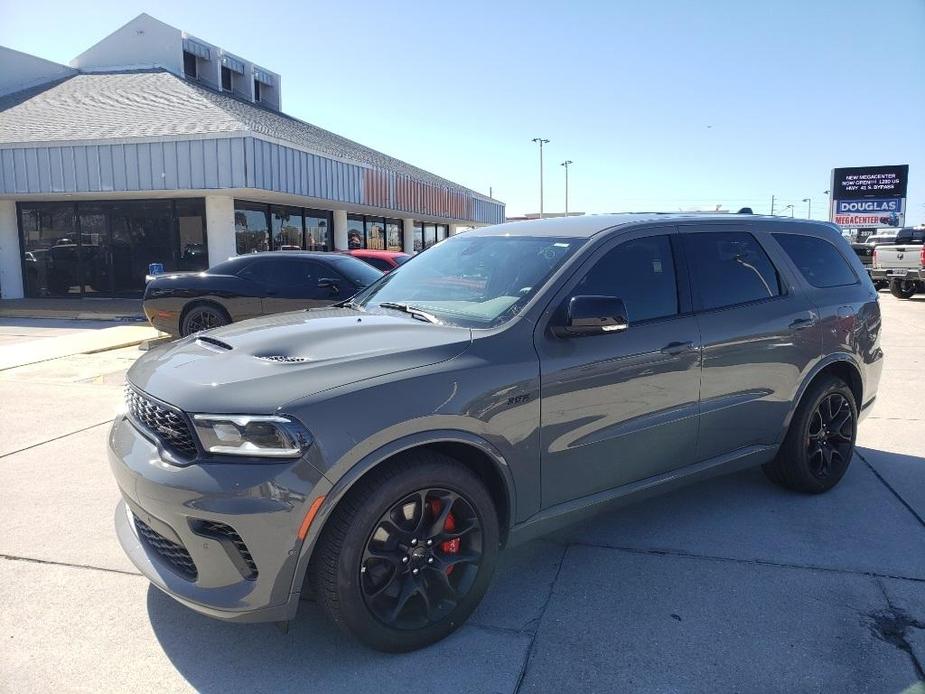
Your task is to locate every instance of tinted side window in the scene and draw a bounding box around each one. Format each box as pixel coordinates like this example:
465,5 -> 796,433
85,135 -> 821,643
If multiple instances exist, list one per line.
363,257 -> 394,272
682,231 -> 781,311
577,235 -> 678,323
240,258 -> 324,295
773,233 -> 857,288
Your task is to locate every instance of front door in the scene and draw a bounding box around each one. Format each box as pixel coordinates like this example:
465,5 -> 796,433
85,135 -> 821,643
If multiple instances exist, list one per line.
535,227 -> 702,508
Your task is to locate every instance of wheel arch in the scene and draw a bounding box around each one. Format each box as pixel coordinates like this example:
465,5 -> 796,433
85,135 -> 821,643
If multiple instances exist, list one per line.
290,431 -> 516,600
178,298 -> 232,334
779,355 -> 863,442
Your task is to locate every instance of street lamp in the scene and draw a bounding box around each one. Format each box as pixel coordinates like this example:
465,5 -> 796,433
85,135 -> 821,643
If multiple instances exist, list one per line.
561,160 -> 573,216
802,198 -> 812,219
783,204 -> 794,218
532,138 -> 550,218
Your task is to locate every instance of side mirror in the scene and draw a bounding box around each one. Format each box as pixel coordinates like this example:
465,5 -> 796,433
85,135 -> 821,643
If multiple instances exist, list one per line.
552,295 -> 628,337
317,277 -> 339,292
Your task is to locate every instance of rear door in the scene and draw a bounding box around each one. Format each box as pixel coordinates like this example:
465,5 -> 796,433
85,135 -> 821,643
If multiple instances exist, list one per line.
535,225 -> 702,507
681,224 -> 820,461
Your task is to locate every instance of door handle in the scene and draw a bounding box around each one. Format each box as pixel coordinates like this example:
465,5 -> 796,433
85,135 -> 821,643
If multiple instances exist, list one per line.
789,316 -> 817,330
660,340 -> 695,356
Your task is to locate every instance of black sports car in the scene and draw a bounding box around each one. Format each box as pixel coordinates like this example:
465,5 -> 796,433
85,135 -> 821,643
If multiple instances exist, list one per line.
143,251 -> 383,337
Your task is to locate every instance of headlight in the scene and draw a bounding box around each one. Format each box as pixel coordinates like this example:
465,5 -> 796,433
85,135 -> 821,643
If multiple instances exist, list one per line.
192,414 -> 310,458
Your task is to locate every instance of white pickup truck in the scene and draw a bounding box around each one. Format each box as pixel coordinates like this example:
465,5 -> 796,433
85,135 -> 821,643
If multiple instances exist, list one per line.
871,227 -> 925,299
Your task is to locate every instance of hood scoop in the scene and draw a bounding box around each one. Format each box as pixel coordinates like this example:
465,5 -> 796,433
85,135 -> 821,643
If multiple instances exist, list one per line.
197,336 -> 233,352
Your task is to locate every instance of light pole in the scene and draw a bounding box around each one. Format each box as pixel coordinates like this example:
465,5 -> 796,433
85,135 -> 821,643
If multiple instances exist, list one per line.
532,138 -> 550,218
802,198 -> 812,219
783,204 -> 794,218
561,160 -> 573,216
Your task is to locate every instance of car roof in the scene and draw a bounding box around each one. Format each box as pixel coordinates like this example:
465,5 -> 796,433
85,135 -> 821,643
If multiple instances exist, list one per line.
227,251 -> 353,262
346,249 -> 408,257
466,213 -> 838,239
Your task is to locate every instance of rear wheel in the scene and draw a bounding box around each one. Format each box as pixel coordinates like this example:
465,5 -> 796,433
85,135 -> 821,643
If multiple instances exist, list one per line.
180,303 -> 230,336
310,451 -> 499,652
889,279 -> 918,299
762,375 -> 857,493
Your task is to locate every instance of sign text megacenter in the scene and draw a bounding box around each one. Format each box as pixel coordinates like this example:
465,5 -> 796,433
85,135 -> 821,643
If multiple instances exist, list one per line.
830,165 -> 909,229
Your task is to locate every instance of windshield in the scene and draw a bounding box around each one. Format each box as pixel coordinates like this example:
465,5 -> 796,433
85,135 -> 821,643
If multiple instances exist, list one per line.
354,235 -> 582,328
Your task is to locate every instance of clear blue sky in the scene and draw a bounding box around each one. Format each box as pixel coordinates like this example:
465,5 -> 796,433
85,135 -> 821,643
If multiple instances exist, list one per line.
2,0 -> 923,223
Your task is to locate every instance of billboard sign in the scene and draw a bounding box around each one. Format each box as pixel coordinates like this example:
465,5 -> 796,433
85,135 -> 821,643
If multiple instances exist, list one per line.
830,165 -> 909,229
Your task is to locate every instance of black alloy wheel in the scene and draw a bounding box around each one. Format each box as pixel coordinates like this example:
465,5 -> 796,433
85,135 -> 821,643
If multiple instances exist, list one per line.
310,451 -> 499,652
762,375 -> 858,493
360,488 -> 482,631
181,304 -> 229,336
890,279 -> 918,299
806,393 -> 854,480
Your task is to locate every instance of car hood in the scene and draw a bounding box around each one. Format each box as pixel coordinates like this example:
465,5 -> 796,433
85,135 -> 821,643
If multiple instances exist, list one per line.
127,307 -> 472,413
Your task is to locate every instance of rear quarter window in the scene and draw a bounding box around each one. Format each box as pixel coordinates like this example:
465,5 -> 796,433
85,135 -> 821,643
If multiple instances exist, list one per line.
773,233 -> 858,289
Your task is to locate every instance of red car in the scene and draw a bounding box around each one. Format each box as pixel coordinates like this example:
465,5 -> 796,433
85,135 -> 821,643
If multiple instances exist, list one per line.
344,249 -> 411,272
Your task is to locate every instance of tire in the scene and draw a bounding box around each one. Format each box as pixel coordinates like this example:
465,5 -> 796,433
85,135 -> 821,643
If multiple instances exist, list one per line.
762,375 -> 858,494
889,279 -> 918,299
180,303 -> 230,337
873,280 -> 888,291
310,450 -> 500,652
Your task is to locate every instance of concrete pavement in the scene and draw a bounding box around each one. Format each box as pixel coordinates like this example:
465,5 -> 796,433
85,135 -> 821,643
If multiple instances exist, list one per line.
1,295 -> 923,693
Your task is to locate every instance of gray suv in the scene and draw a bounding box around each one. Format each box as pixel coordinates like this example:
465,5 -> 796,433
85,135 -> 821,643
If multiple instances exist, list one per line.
109,214 -> 883,651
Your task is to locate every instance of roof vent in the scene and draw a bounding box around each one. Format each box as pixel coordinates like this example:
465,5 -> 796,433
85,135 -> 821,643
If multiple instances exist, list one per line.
196,336 -> 233,351
254,354 -> 307,364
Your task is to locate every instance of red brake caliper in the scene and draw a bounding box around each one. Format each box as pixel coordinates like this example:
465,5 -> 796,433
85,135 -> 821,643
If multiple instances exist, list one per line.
429,500 -> 460,575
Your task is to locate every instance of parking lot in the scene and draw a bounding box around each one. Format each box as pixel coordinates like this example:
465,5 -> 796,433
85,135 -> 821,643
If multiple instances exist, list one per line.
1,293 -> 923,693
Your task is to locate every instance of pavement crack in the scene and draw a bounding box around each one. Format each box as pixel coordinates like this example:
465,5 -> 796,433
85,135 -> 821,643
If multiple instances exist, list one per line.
869,580 -> 925,680
0,420 -> 112,459
0,553 -> 142,577
568,540 -> 925,584
857,450 -> 925,529
513,543 -> 569,694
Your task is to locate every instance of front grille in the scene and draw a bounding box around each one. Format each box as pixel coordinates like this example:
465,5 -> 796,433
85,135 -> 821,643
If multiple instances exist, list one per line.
125,386 -> 198,460
133,515 -> 198,581
195,520 -> 258,579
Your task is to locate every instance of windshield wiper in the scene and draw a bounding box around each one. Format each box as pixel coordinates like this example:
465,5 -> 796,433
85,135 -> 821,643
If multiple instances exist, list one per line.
378,302 -> 440,324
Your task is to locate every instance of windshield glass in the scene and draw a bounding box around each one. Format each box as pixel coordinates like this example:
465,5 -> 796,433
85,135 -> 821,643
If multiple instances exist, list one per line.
354,235 -> 582,328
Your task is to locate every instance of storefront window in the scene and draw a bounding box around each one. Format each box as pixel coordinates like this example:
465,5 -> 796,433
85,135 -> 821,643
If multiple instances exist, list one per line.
413,223 -> 424,252
423,224 -> 438,250
234,203 -> 270,254
271,206 -> 304,250
386,219 -> 402,251
347,214 -> 365,249
436,224 -> 448,243
305,210 -> 331,251
365,217 -> 385,250
20,203 -> 78,297
175,200 -> 208,271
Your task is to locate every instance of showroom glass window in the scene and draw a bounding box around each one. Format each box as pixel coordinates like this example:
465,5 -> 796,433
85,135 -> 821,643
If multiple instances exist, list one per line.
772,233 -> 858,288
682,231 -> 781,311
271,206 -> 304,250
413,223 -> 424,252
175,200 -> 208,271
436,225 -> 448,243
423,224 -> 438,249
576,235 -> 679,323
365,217 -> 386,250
347,215 -> 365,249
234,203 -> 270,254
386,219 -> 402,251
19,203 -> 78,297
305,210 -> 331,251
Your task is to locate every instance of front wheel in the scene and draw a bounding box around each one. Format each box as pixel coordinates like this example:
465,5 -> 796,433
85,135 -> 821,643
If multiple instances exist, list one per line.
310,451 -> 500,652
889,279 -> 918,299
762,375 -> 858,493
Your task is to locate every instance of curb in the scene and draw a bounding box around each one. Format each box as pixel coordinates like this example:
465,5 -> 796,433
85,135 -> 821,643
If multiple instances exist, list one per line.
0,309 -> 145,322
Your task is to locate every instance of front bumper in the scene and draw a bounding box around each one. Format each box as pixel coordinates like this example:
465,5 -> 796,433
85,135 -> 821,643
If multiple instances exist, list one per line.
109,413 -> 329,622
871,268 -> 925,281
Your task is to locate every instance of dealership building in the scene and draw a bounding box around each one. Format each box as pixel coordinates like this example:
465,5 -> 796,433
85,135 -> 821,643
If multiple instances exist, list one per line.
0,13 -> 504,299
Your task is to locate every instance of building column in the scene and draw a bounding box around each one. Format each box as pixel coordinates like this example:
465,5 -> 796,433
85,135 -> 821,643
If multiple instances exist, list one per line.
205,195 -> 237,266
449,223 -> 464,236
0,201 -> 24,299
402,218 -> 416,253
333,210 -> 348,251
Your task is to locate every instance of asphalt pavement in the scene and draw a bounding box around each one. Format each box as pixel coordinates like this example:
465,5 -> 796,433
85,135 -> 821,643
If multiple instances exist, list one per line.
1,296 -> 923,693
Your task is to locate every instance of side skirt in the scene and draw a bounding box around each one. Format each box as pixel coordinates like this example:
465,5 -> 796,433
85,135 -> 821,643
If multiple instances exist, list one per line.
507,444 -> 777,547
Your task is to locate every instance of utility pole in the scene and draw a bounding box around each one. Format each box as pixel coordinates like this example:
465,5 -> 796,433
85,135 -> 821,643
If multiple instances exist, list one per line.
770,195 -> 776,215
561,160 -> 573,216
532,138 -> 550,218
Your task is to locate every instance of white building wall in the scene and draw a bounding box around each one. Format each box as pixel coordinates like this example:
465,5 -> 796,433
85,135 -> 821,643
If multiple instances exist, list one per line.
205,195 -> 237,266
0,201 -> 24,299
69,13 -> 183,74
402,218 -> 416,253
333,210 -> 348,251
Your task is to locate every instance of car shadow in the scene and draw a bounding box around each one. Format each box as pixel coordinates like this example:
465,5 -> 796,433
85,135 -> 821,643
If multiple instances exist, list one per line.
147,447 -> 925,691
